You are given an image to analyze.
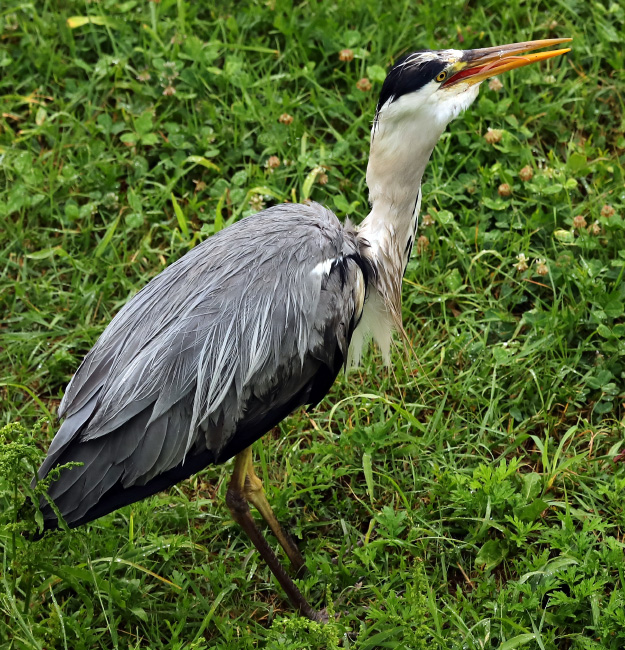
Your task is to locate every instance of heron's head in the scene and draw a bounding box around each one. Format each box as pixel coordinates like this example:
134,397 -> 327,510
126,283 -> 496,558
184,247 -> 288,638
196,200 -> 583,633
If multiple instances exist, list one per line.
373,38 -> 571,133
366,38 -> 571,209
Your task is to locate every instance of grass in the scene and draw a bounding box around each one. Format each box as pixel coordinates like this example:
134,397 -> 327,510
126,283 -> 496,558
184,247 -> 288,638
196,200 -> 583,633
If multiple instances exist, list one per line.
1,0 -> 624,647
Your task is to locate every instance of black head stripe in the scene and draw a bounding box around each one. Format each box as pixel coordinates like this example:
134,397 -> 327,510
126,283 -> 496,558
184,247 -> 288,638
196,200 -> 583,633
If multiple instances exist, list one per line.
376,52 -> 446,114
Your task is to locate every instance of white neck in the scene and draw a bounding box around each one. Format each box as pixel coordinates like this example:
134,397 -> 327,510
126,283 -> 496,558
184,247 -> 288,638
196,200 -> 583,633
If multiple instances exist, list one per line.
357,95 -> 446,316
359,81 -> 480,280
351,81 -> 480,364
358,119 -> 437,270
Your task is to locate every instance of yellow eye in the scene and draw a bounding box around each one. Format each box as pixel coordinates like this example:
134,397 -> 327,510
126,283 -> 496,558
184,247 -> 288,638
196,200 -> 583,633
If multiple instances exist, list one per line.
436,71 -> 447,83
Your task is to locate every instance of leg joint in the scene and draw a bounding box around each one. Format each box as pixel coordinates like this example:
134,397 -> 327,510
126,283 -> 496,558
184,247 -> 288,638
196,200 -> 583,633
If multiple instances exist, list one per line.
243,473 -> 264,500
225,487 -> 249,515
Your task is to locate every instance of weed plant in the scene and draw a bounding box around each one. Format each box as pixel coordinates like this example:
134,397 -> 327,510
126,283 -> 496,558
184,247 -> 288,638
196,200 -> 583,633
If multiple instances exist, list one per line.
1,0 -> 624,648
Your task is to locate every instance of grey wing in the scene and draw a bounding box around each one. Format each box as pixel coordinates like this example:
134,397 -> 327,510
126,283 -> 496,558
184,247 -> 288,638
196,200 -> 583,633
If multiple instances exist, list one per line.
38,202 -> 367,527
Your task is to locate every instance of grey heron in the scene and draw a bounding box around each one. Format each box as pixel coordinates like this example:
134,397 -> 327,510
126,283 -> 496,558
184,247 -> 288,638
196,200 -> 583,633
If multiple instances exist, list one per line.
36,39 -> 571,621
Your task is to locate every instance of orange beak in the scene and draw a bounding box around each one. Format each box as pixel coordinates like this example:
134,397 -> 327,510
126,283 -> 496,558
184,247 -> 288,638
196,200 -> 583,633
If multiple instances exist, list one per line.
444,38 -> 572,87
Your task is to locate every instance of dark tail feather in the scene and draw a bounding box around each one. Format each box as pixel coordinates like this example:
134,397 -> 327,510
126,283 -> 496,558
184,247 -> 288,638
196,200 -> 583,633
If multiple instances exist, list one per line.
40,445 -> 216,530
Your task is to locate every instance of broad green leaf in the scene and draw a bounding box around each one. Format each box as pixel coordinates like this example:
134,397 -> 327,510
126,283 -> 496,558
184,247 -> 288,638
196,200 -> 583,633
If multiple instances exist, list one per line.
35,107 -> 47,126
125,213 -> 143,229
64,202 -> 79,220
184,155 -> 221,172
436,209 -> 455,225
127,187 -> 142,213
554,229 -> 575,244
333,194 -> 351,213
120,132 -> 138,145
366,64 -> 387,83
67,15 -> 118,29
26,247 -> 69,260
130,607 -> 148,622
301,167 -> 321,200
521,473 -> 542,502
499,634 -> 536,649
140,133 -> 159,146
493,345 -> 511,365
519,556 -> 579,585
476,539 -> 509,570
516,498 -> 549,522
604,300 -> 624,318
134,112 -> 153,136
483,197 -> 508,211
245,186 -> 283,201
542,183 -> 564,195
444,268 -> 463,292
231,170 -> 248,187
358,627 -> 403,649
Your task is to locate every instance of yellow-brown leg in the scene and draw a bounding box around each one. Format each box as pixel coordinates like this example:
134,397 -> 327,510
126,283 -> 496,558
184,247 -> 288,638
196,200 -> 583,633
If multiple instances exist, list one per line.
243,461 -> 306,573
225,447 -> 322,621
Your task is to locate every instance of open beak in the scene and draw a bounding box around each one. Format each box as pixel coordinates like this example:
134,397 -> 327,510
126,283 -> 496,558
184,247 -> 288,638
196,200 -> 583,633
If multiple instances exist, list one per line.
444,38 -> 572,87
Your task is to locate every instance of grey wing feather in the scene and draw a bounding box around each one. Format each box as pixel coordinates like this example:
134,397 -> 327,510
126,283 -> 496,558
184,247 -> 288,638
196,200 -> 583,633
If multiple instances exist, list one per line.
38,202 -> 366,525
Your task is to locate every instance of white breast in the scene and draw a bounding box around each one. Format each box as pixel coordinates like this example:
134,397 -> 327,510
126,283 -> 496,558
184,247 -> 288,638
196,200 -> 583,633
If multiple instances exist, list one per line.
348,287 -> 394,368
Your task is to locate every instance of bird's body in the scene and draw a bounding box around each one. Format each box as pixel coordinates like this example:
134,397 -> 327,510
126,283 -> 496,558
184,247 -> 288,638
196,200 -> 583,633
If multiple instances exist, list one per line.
39,203 -> 369,527
36,38 -> 571,620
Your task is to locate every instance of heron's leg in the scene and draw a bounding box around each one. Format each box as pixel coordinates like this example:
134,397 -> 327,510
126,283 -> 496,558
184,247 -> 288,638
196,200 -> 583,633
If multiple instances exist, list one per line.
226,447 -> 322,622
244,461 -> 306,574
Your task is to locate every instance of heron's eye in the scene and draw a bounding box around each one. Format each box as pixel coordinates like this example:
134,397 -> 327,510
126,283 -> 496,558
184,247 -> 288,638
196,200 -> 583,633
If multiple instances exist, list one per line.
436,71 -> 447,83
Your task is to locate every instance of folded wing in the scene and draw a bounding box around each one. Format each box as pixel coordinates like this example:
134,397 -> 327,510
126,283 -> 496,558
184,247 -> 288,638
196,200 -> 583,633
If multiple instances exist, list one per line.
38,202 -> 367,528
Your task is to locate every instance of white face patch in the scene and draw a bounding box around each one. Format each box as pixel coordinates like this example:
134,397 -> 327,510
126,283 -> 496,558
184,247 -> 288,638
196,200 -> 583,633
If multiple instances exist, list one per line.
380,77 -> 481,129
435,81 -> 482,122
